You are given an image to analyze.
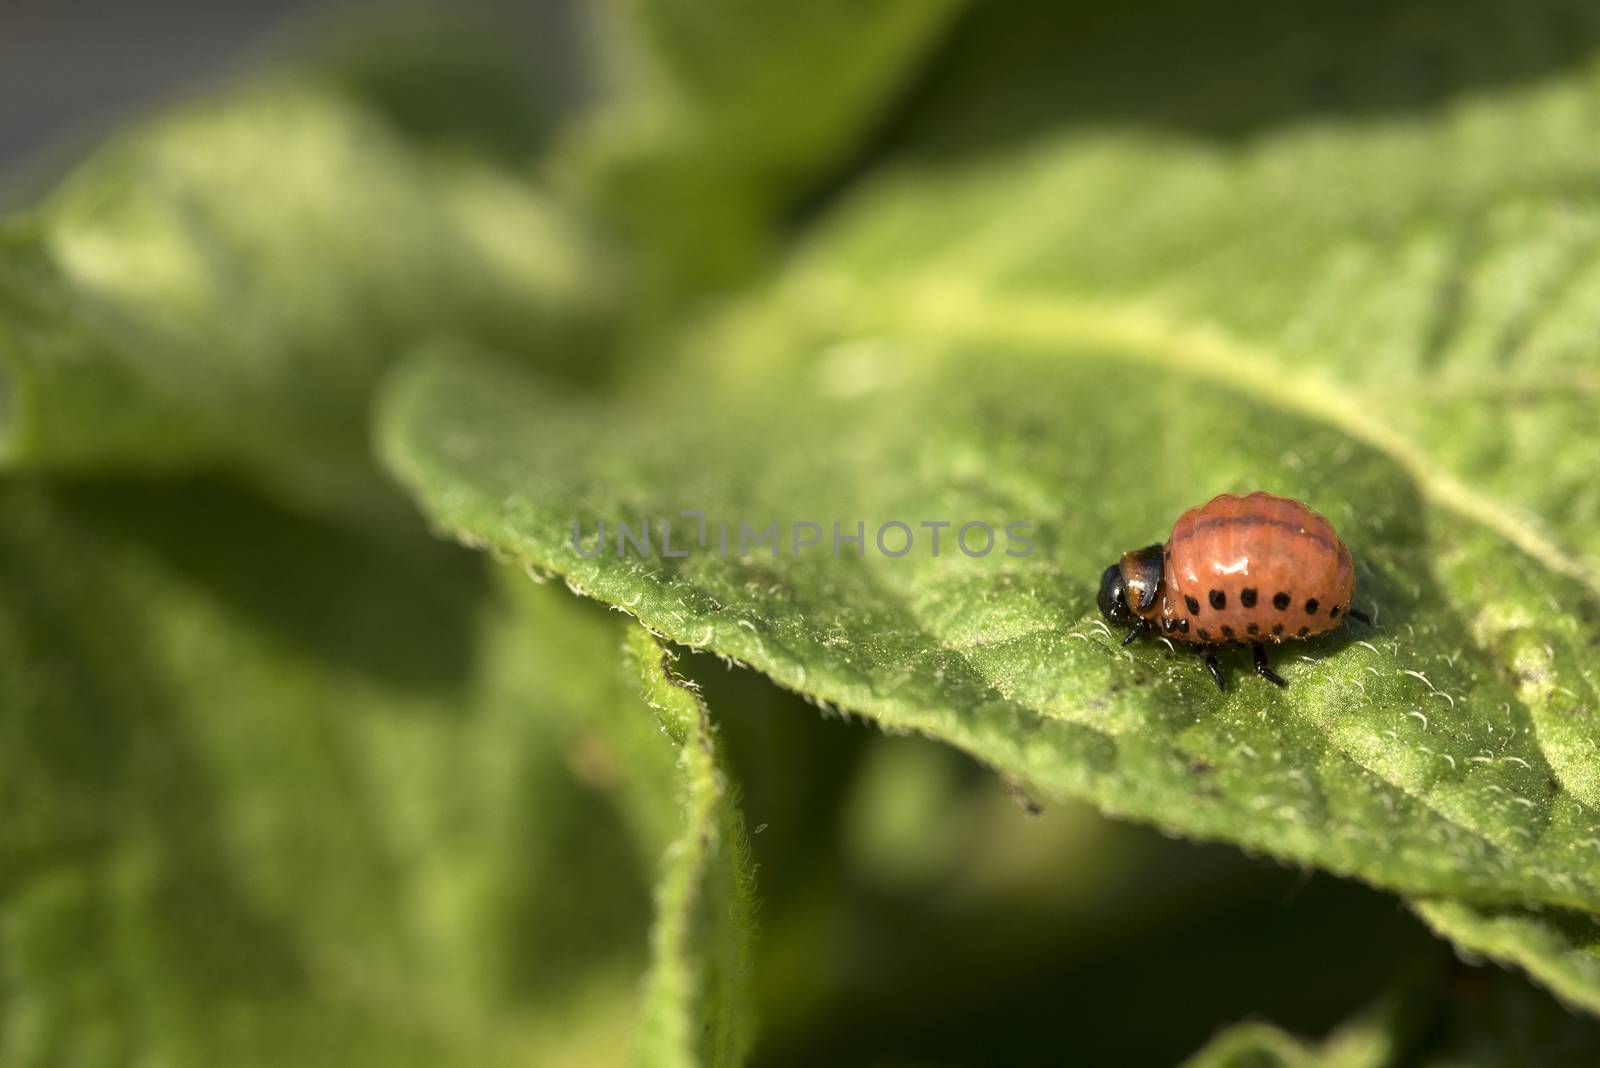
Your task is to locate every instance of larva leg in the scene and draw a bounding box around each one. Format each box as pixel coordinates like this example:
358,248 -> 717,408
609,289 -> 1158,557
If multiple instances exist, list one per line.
1252,643 -> 1287,688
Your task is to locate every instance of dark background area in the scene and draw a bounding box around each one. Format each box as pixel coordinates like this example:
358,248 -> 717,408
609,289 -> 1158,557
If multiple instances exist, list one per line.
3,2 -> 325,172
0,0 -> 582,198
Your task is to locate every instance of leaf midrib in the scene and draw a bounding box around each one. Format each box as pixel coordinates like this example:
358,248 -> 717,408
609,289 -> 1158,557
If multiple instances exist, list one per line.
806,275 -> 1600,595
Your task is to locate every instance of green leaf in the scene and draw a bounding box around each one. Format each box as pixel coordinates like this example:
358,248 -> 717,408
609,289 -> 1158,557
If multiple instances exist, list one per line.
626,629 -> 756,1068
0,476 -> 736,1066
379,334 -> 1600,911
1180,1011 -> 1395,1068
0,82 -> 608,516
562,0 -> 963,291
790,0 -> 1600,586
1187,967 -> 1600,1068
1414,898 -> 1600,1015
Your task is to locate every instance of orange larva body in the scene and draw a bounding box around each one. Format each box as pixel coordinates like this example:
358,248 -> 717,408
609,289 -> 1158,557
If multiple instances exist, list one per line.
1144,492 -> 1354,645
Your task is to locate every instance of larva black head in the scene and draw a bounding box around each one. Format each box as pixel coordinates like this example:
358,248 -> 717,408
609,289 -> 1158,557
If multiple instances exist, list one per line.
1098,543 -> 1165,627
1097,563 -> 1134,627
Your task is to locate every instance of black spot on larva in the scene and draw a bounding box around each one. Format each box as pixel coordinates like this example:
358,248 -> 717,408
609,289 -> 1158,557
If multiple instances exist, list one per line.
1209,589 -> 1226,610
1221,625 -> 1234,638
1272,623 -> 1284,636
1185,595 -> 1201,614
1297,626 -> 1310,637
1330,604 -> 1341,619
1178,619 -> 1190,634
1247,623 -> 1259,635
1241,588 -> 1257,607
1273,592 -> 1291,610
1305,598 -> 1320,615
1164,618 -> 1176,632
1197,628 -> 1211,640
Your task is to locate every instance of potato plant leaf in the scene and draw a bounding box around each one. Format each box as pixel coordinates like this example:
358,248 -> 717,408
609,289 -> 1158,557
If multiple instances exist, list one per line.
1185,967 -> 1600,1068
380,327 -> 1600,902
626,628 -> 756,1068
0,477 -> 740,1066
1180,1013 -> 1395,1068
0,82 -> 607,516
790,0 -> 1600,586
1413,898 -> 1600,1015
561,0 -> 963,292
6,0 -> 1600,1059
381,0 -> 1600,1016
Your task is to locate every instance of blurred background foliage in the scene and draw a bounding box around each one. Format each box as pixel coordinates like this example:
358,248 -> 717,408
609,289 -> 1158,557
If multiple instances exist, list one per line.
4,1 -> 1600,1065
